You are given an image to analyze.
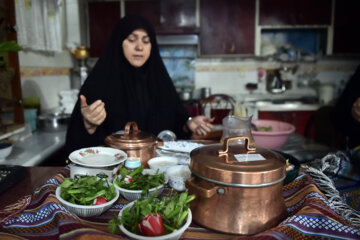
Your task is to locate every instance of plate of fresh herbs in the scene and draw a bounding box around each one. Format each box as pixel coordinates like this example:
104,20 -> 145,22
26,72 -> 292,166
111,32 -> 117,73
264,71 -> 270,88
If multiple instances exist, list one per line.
113,165 -> 166,201
109,191 -> 195,239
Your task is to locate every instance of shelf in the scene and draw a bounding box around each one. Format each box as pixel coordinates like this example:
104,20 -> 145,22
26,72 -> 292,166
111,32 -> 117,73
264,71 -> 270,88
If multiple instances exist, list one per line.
0,124 -> 25,141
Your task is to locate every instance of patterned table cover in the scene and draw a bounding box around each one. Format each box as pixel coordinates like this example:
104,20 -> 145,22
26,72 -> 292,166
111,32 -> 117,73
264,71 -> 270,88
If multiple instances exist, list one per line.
0,167 -> 359,240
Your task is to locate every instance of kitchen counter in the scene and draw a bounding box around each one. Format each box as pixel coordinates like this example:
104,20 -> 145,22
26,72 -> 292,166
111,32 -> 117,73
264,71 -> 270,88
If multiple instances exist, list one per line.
0,129 -> 66,166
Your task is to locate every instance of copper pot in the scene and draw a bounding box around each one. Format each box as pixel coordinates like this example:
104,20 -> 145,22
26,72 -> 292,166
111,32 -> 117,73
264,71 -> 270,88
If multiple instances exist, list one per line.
186,136 -> 287,235
104,122 -> 159,168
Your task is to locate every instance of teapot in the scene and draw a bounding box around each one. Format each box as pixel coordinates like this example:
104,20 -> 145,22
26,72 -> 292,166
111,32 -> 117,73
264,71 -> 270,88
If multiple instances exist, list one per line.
70,46 -> 89,60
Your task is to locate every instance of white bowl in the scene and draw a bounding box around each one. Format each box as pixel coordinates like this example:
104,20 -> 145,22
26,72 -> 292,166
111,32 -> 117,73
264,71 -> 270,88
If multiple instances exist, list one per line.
55,186 -> 119,217
165,165 -> 191,191
119,201 -> 192,240
114,169 -> 164,201
147,156 -> 178,173
0,143 -> 13,160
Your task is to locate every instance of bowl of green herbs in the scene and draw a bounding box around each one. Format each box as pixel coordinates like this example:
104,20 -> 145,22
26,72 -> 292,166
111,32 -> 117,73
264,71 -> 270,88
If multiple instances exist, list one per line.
113,165 -> 165,201
56,176 -> 119,217
109,191 -> 194,239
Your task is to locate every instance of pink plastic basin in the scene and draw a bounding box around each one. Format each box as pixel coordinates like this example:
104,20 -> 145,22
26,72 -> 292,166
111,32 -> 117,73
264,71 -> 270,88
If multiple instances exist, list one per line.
251,119 -> 296,150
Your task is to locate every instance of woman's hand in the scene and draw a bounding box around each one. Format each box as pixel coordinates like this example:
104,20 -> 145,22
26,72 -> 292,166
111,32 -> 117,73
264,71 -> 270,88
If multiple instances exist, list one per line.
352,97 -> 360,122
80,95 -> 107,134
187,115 -> 214,136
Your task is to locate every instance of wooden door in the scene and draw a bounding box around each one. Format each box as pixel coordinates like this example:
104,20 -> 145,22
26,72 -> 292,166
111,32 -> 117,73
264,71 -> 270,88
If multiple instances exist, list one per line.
0,0 -> 23,125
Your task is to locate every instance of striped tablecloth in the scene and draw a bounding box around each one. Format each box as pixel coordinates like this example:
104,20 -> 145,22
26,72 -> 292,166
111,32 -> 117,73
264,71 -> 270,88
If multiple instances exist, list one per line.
0,167 -> 359,240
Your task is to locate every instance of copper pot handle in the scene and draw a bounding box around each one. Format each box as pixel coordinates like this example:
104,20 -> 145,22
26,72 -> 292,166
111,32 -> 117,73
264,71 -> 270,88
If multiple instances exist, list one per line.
218,137 -> 256,156
186,177 -> 219,198
124,122 -> 139,136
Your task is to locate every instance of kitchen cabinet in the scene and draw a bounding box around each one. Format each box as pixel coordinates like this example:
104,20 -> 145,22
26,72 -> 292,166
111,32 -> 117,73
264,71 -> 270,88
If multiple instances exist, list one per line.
88,2 -> 120,57
199,0 -> 255,55
125,0 -> 197,34
0,0 -> 24,134
258,110 -> 315,136
259,0 -> 332,26
333,0 -> 360,55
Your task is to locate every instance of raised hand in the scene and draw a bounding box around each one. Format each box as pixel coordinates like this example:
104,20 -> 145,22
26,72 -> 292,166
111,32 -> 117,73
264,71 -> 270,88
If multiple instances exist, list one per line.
80,95 -> 107,134
187,115 -> 214,136
352,97 -> 360,122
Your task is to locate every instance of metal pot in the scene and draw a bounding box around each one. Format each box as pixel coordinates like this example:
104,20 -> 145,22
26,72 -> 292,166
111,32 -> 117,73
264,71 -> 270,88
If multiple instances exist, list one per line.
186,136 -> 287,235
37,113 -> 71,132
104,122 -> 159,168
179,90 -> 192,101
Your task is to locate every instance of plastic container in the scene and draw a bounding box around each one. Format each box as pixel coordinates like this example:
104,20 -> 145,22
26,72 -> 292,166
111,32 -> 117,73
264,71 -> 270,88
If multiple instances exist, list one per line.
251,119 -> 295,150
125,158 -> 141,172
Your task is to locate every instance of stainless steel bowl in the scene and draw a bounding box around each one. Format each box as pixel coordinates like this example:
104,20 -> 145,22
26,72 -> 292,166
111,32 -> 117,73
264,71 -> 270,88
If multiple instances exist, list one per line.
37,113 -> 71,132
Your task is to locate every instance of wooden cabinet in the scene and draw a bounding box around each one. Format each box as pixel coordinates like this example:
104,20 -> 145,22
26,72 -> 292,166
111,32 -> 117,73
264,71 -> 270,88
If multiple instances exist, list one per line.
88,2 -> 120,57
125,0 -> 197,34
259,0 -> 332,25
0,0 -> 23,127
333,0 -> 360,55
258,110 -> 315,136
199,0 -> 255,55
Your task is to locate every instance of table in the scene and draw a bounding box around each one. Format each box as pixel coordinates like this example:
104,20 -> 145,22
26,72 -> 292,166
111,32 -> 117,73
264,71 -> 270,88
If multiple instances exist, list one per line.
0,167 -> 63,209
0,166 -> 359,240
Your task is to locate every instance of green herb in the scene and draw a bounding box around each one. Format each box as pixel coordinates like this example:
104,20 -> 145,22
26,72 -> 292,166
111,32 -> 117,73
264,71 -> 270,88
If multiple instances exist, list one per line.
59,176 -> 116,205
108,191 -> 195,235
114,165 -> 165,195
257,126 -> 273,132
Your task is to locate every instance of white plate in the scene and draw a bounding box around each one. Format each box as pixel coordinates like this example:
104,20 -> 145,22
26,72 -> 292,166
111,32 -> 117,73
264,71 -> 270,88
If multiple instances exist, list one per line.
157,141 -> 203,154
69,147 -> 127,167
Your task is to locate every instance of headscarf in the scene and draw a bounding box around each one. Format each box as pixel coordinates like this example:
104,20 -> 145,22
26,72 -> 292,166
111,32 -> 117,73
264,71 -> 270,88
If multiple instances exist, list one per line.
66,15 -> 190,154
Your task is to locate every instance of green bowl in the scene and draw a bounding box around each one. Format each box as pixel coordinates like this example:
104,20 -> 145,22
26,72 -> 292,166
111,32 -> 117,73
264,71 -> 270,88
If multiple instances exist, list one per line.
275,151 -> 300,185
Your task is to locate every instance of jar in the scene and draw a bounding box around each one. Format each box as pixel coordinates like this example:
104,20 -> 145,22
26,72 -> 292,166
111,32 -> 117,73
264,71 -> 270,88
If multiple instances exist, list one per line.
125,158 -> 141,172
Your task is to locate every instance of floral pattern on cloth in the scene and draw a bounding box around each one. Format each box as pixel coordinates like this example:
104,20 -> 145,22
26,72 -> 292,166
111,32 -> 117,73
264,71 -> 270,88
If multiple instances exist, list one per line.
0,168 -> 360,240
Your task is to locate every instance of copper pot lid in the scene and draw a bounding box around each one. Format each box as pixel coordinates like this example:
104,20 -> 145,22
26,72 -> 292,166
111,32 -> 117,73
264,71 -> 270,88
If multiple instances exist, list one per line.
189,137 -> 286,187
104,122 -> 157,149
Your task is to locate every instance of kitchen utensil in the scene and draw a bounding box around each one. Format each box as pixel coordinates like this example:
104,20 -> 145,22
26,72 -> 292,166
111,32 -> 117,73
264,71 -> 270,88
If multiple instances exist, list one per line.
55,186 -> 119,217
266,69 -> 285,94
251,119 -> 295,150
318,83 -> 335,105
105,122 -> 159,168
186,136 -> 287,235
37,112 -> 71,132
69,46 -> 89,60
118,201 -> 192,240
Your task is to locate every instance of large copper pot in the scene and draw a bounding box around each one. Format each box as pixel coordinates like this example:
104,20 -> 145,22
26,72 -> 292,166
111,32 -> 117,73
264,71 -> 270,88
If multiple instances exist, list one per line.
104,122 -> 159,168
186,136 -> 287,235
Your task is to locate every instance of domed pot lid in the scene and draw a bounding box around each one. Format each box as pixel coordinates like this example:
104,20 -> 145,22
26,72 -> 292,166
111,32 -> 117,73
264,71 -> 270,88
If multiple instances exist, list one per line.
105,122 -> 157,149
189,137 -> 286,187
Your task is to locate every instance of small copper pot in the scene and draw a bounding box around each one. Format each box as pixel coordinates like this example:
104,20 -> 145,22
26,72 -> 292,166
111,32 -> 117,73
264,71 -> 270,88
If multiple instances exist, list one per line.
186,136 -> 287,235
104,122 -> 160,168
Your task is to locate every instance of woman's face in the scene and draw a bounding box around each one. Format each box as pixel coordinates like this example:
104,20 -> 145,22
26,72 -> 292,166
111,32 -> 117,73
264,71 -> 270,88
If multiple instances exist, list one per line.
122,28 -> 151,67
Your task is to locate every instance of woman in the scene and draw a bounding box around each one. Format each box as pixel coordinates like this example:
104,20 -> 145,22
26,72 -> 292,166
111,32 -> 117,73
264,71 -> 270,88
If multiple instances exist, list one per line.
332,65 -> 360,149
66,15 -> 213,154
